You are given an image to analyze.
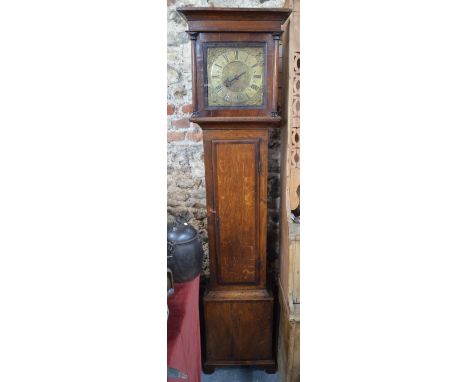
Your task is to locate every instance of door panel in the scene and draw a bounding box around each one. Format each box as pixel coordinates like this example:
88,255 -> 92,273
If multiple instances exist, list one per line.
212,139 -> 260,285
204,300 -> 273,361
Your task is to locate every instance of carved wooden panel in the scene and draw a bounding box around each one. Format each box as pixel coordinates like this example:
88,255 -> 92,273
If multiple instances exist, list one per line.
290,52 -> 300,169
278,1 -> 300,380
289,50 -> 300,211
212,139 -> 260,285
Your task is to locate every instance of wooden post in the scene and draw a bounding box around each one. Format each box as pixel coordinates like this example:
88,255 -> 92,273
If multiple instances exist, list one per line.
188,31 -> 199,117
271,31 -> 282,117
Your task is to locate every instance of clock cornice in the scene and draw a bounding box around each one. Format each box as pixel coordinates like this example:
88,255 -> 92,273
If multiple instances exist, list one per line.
177,7 -> 291,33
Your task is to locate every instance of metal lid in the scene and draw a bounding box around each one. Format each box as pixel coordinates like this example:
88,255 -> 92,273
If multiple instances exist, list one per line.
167,220 -> 197,243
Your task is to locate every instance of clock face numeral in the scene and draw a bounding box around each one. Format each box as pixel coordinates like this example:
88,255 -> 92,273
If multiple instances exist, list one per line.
207,46 -> 265,107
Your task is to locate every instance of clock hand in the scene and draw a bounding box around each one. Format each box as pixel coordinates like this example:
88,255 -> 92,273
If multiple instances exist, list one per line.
224,71 -> 247,88
235,71 -> 246,80
223,78 -> 232,87
231,71 -> 246,83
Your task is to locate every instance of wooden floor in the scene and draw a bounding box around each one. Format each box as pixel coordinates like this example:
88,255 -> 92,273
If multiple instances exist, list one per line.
202,367 -> 279,382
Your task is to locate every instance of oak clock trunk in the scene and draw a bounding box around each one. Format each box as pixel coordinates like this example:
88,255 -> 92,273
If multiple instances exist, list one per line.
177,7 -> 291,373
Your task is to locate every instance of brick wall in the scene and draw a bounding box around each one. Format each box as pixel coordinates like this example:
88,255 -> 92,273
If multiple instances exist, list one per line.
167,0 -> 285,276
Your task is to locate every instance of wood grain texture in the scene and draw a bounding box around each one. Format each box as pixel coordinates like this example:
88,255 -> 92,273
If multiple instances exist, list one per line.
201,128 -> 275,370
204,300 -> 273,362
213,139 -> 259,285
190,116 -> 281,129
204,289 -> 273,302
178,7 -> 291,33
203,129 -> 268,291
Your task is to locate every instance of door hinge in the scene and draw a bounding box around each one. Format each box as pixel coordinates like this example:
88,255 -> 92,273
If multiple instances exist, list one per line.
258,159 -> 262,175
210,209 -> 220,226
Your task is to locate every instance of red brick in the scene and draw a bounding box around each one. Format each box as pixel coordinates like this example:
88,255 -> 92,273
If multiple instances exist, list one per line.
186,131 -> 203,142
167,104 -> 175,115
167,131 -> 185,142
172,118 -> 190,129
180,104 -> 193,114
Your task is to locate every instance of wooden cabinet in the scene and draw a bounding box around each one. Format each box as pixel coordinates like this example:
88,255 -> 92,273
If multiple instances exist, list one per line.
178,7 -> 291,374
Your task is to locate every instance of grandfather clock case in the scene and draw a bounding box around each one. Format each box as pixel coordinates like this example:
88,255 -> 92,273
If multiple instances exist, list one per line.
178,7 -> 291,373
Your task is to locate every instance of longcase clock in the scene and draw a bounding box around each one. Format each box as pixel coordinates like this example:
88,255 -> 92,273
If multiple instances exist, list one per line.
178,7 -> 291,374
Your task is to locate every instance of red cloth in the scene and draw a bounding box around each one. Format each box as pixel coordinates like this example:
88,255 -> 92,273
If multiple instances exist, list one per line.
167,275 -> 201,382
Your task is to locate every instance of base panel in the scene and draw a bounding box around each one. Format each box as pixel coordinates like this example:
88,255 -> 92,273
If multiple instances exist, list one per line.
203,359 -> 276,374
203,292 -> 275,367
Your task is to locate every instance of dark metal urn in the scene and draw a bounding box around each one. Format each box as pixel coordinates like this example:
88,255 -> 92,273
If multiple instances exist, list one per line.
167,219 -> 203,283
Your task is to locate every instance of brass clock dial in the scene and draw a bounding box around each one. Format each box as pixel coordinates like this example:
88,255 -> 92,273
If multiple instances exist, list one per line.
206,46 -> 265,107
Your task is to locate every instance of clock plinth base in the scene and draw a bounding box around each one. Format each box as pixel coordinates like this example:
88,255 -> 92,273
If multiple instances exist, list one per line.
203,360 -> 277,374
202,289 -> 275,369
